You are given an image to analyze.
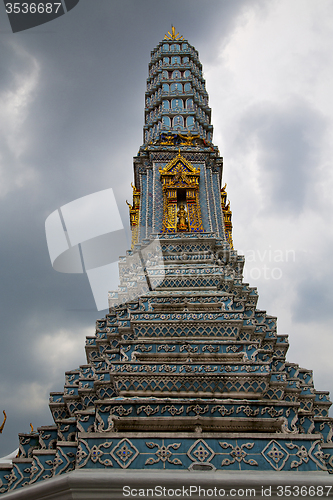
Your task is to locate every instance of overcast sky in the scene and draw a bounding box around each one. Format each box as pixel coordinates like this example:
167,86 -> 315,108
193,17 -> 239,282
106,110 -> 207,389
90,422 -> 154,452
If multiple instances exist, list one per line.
0,0 -> 333,456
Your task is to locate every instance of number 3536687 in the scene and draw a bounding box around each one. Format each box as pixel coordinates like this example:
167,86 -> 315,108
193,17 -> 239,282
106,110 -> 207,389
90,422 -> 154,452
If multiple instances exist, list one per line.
5,2 -> 62,14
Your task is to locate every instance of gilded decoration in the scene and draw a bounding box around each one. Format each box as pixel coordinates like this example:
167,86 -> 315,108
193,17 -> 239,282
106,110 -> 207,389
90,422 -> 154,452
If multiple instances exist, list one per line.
221,183 -> 233,249
126,183 -> 140,248
164,26 -> 184,41
160,132 -> 201,147
160,152 -> 204,234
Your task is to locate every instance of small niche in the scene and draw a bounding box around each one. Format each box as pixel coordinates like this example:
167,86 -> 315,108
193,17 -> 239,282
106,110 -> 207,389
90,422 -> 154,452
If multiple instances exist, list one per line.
188,462 -> 216,471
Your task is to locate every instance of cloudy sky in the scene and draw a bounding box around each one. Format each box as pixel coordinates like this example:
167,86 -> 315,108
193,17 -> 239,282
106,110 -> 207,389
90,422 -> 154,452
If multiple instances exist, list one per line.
0,0 -> 333,455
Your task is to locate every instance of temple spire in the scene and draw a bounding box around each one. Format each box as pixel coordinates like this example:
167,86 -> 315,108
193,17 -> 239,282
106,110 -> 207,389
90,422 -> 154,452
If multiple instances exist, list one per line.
144,32 -> 213,144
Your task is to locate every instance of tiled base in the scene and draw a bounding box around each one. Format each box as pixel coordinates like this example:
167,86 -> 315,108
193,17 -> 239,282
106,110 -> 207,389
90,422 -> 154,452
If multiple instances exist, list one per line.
1,469 -> 332,500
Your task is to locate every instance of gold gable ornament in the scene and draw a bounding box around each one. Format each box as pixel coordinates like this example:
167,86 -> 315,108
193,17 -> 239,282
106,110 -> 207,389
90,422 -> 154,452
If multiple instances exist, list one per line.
126,183 -> 141,248
0,411 -> 6,434
159,152 -> 204,234
221,183 -> 233,249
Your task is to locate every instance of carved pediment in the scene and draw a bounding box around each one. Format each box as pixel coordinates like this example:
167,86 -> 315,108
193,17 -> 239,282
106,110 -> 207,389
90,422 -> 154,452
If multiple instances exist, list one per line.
159,152 -> 200,191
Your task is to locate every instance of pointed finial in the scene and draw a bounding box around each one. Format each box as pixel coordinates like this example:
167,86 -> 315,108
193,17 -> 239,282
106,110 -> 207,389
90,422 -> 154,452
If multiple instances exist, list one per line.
0,411 -> 6,434
164,26 -> 184,41
30,423 -> 34,433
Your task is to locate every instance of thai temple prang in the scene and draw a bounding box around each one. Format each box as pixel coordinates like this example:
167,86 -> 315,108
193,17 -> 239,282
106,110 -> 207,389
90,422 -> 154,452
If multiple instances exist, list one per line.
1,28 -> 333,497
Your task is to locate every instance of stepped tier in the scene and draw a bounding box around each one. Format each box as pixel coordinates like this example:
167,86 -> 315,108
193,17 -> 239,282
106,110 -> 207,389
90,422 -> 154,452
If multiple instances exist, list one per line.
1,233 -> 333,497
